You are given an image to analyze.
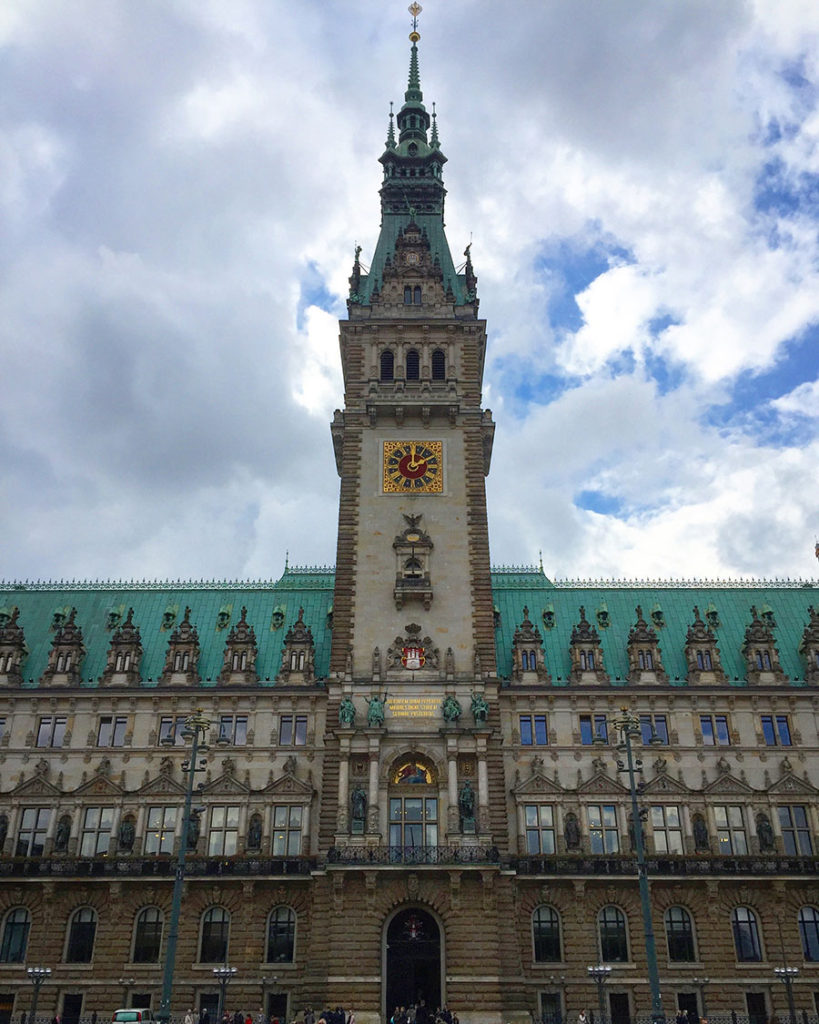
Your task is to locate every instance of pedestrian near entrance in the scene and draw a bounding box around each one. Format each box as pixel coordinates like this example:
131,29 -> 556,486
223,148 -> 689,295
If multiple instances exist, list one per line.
185,1010 -> 195,1024
578,1012 -> 588,1024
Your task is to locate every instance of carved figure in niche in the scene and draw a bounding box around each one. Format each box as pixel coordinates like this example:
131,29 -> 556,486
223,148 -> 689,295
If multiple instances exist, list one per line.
187,811 -> 201,850
470,692 -> 489,724
442,695 -> 462,722
756,813 -> 775,852
473,650 -> 482,677
692,814 -> 709,852
445,647 -> 455,675
458,780 -> 475,822
338,697 -> 356,727
564,812 -> 581,850
0,814 -> 8,848
372,647 -> 382,676
55,816 -> 71,852
118,817 -> 135,851
350,784 -> 367,822
627,814 -> 636,852
284,755 -> 297,776
247,815 -> 262,850
366,694 -> 387,727
345,646 -> 353,675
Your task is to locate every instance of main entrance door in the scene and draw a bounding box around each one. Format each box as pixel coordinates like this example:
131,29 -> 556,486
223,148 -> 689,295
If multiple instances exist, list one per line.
386,908 -> 441,1015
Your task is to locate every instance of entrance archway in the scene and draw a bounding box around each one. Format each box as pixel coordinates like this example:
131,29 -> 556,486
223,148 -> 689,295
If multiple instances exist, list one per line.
385,907 -> 442,1017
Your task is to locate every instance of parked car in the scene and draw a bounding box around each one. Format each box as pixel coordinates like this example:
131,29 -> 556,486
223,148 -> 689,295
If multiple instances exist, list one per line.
112,1011 -> 157,1023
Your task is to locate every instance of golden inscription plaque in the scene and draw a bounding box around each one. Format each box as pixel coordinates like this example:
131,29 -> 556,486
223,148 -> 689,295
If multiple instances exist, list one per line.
383,440 -> 443,493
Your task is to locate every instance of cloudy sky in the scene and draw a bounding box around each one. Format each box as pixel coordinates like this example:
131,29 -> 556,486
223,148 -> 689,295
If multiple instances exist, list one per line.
1,0 -> 817,584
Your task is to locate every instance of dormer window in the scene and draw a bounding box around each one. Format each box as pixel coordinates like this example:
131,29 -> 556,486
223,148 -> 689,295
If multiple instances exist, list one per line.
432,349 -> 445,380
231,651 -> 247,671
173,651 -> 189,671
696,650 -> 713,670
579,650 -> 595,671
381,350 -> 395,380
289,650 -> 305,671
406,349 -> 420,379
115,652 -> 131,672
755,649 -> 772,671
637,650 -> 654,670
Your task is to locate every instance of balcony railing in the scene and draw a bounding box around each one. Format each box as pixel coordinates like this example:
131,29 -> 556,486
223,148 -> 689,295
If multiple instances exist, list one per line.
513,852 -> 819,876
0,855 -> 316,878
327,844 -> 501,865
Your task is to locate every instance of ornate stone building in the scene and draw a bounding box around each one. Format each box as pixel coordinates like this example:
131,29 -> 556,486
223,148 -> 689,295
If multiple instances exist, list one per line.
0,24 -> 818,1024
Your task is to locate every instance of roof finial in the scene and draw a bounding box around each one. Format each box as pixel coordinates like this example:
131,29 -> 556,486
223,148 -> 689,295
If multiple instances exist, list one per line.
406,3 -> 422,102
430,101 -> 440,149
386,100 -> 396,149
409,2 -> 422,40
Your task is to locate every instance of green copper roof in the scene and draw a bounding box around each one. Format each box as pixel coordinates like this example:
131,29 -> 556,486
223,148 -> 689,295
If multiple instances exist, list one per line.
1,569 -> 816,688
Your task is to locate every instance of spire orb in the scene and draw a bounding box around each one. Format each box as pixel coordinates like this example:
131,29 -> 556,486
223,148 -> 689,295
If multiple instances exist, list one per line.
409,31 -> 420,42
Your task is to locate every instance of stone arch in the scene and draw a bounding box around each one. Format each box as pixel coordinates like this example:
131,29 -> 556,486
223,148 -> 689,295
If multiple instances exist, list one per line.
383,903 -> 445,1020
382,747 -> 444,786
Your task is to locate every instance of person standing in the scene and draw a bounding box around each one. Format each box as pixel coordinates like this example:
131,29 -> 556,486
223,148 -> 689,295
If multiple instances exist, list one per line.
185,1010 -> 195,1024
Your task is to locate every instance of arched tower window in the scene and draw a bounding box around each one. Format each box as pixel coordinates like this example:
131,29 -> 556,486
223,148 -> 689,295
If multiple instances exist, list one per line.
431,349 -> 446,380
598,905 -> 628,962
381,350 -> 395,381
406,349 -> 420,380
665,906 -> 695,961
66,907 -> 97,963
404,286 -> 412,304
798,906 -> 819,961
0,908 -> 30,963
731,906 -> 762,961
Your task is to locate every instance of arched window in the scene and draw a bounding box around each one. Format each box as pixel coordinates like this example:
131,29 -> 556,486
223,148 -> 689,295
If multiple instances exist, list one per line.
404,287 -> 412,305
404,557 -> 423,578
380,350 -> 395,381
200,907 -> 230,963
431,349 -> 446,380
533,906 -> 561,962
521,651 -> 530,671
406,349 -> 420,380
266,906 -> 296,963
665,906 -> 695,962
598,906 -> 628,962
413,286 -> 422,305
798,906 -> 819,961
0,908 -> 30,963
731,906 -> 762,961
133,907 -> 163,963
66,907 -> 97,963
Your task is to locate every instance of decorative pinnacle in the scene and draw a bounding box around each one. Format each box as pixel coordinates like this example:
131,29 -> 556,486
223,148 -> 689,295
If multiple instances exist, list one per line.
387,101 -> 396,149
430,101 -> 440,148
409,2 -> 422,41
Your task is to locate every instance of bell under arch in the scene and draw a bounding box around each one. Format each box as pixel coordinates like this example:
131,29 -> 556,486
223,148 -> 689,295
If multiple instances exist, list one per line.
384,906 -> 443,1020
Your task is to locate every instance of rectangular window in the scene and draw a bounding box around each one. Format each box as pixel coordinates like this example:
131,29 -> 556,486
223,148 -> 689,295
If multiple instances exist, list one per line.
778,806 -> 812,855
587,804 -> 619,854
97,715 -> 127,747
144,806 -> 177,854
279,715 -> 308,745
0,717 -> 6,740
640,714 -> 669,744
580,714 -> 608,745
272,805 -> 303,856
761,714 -> 792,746
650,805 -> 683,854
520,714 -> 548,746
36,716 -> 66,748
158,715 -> 187,746
218,715 -> 248,745
80,806 -> 114,857
715,804 -> 747,855
16,807 -> 51,857
700,714 -> 730,745
208,805 -> 240,856
524,805 -> 556,854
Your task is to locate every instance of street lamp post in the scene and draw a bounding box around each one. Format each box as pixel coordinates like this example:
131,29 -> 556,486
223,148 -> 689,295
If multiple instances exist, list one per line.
587,965 -> 611,1024
692,977 -> 710,1020
613,708 -> 665,1024
157,709 -> 222,1024
118,978 -> 136,1009
774,967 -> 799,1024
27,967 -> 51,1024
213,967 -> 238,1023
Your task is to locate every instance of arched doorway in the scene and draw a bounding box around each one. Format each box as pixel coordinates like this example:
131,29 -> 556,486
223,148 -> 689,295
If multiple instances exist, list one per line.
385,907 -> 442,1017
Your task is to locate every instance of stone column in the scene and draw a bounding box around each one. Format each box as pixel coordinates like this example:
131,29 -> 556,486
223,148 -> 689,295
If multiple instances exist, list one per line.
337,754 -> 350,835
475,732 -> 490,833
447,752 -> 459,834
367,751 -> 380,834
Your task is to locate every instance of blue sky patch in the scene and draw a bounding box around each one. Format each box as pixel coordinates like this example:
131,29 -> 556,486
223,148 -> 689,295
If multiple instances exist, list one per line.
297,261 -> 340,330
644,349 -> 688,396
574,489 -> 624,516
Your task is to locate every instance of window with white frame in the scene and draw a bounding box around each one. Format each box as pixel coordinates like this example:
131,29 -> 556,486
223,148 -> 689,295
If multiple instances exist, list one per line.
80,806 -> 114,856
36,716 -> 66,747
218,714 -> 248,745
16,808 -> 50,856
587,805 -> 619,854
97,715 -> 127,747
208,806 -> 240,856
651,805 -> 683,855
524,805 -> 556,854
145,806 -> 177,854
715,805 -> 748,855
272,805 -> 303,856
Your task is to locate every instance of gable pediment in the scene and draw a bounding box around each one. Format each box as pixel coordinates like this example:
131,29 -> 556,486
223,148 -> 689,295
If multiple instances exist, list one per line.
263,774 -> 313,797
704,773 -> 754,795
201,775 -> 249,796
513,772 -> 564,797
12,776 -> 62,797
137,774 -> 187,797
642,774 -> 690,795
578,772 -> 628,795
767,773 -> 817,796
74,774 -> 123,797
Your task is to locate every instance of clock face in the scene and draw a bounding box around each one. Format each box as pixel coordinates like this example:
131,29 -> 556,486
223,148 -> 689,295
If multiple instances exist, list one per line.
383,441 -> 443,493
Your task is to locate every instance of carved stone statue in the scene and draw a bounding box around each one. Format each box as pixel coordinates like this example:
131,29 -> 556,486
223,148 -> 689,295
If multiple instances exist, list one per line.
118,817 -> 135,851
564,812 -> 580,850
445,647 -> 455,675
55,816 -> 71,852
367,694 -> 386,727
350,784 -> 367,822
187,811 -> 201,850
247,815 -> 262,850
756,813 -> 775,852
470,691 -> 489,724
458,780 -> 475,822
372,647 -> 382,676
338,697 -> 356,727
693,814 -> 709,852
442,695 -> 462,722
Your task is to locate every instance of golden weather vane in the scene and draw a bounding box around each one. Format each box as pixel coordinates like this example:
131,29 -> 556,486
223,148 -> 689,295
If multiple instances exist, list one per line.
409,2 -> 422,41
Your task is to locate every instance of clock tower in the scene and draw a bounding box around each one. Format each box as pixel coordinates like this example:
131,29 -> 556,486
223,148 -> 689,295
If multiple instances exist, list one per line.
329,24 -> 497,685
